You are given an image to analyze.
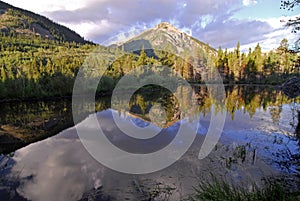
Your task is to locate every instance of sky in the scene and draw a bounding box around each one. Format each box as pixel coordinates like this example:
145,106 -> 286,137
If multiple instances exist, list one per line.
2,0 -> 300,51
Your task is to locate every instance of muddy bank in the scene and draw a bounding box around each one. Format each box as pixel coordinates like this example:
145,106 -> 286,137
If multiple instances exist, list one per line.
0,118 -> 74,154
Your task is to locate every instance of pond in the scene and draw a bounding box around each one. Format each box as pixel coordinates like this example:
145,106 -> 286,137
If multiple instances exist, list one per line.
0,85 -> 299,200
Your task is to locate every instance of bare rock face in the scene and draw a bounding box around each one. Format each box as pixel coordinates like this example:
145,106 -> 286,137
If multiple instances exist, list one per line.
281,77 -> 300,98
122,22 -> 216,56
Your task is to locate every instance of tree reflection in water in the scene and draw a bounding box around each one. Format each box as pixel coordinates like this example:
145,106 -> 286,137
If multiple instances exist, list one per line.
0,85 -> 299,153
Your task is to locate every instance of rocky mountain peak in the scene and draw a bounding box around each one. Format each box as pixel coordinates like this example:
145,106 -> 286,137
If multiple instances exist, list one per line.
121,22 -> 216,58
155,22 -> 180,32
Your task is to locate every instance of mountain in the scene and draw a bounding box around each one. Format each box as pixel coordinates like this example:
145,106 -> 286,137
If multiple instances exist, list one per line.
121,22 -> 216,56
118,22 -> 217,81
0,1 -> 89,44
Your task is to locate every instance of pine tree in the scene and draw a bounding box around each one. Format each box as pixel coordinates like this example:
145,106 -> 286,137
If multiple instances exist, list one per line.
137,46 -> 147,67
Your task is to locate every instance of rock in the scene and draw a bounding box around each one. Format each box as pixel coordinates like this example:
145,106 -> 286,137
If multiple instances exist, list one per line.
281,77 -> 300,98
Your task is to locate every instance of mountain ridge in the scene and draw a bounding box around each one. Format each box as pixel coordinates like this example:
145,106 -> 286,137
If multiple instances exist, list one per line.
0,0 -> 90,44
120,22 -> 216,57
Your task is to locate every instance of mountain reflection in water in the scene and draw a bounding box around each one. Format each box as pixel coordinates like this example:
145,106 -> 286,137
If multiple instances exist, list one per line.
0,85 -> 299,200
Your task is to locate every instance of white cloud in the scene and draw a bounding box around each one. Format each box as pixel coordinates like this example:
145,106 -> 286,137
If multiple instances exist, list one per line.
2,0 -> 297,51
242,0 -> 258,6
195,18 -> 274,49
61,22 -> 98,39
181,27 -> 193,36
41,0 -> 241,44
200,15 -> 214,29
229,25 -> 298,52
240,15 -> 300,51
11,130 -> 106,201
2,0 -> 89,12
259,14 -> 300,29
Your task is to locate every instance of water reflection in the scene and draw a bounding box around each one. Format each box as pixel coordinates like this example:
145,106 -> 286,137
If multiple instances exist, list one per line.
0,108 -> 297,201
0,85 -> 299,200
0,85 -> 299,154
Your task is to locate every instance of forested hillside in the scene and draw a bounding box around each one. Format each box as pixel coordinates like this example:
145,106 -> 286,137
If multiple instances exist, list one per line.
0,34 -> 99,99
0,1 -> 89,43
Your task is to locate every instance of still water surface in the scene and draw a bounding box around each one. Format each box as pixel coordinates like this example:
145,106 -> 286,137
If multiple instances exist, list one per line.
0,85 -> 299,200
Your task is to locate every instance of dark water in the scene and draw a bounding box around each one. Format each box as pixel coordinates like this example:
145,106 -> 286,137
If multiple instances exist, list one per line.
0,85 -> 299,200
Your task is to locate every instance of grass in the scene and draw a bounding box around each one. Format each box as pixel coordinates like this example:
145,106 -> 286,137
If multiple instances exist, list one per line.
187,176 -> 300,201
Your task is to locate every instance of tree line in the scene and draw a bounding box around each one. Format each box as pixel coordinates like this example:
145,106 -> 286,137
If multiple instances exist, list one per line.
215,39 -> 300,84
0,33 -> 299,100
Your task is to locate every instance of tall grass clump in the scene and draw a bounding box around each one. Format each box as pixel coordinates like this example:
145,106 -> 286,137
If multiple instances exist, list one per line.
188,176 -> 299,201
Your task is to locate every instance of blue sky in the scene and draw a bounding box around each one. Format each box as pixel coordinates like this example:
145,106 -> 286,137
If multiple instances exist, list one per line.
2,0 -> 299,51
234,0 -> 300,19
